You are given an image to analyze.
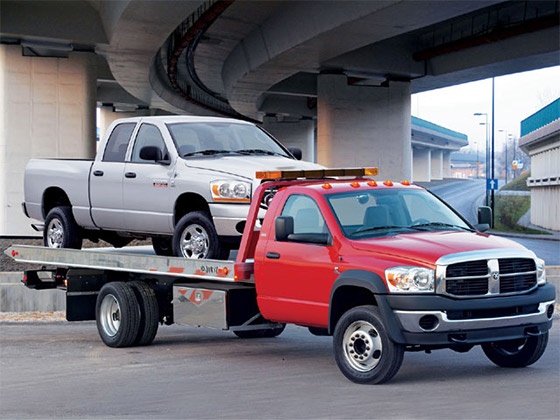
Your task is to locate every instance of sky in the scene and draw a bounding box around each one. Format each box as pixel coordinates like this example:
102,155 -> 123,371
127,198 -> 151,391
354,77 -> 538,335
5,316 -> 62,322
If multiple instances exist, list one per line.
411,65 -> 560,153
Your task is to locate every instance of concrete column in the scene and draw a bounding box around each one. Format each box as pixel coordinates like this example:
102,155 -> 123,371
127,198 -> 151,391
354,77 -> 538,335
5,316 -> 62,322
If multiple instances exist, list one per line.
0,45 -> 97,235
413,148 -> 431,182
442,151 -> 452,178
262,116 -> 315,162
430,149 -> 443,180
317,74 -> 411,180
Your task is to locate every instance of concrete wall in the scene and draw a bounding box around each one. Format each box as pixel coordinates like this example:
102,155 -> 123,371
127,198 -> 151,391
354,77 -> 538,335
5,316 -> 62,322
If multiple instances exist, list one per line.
0,45 -> 97,235
262,116 -> 315,162
413,148 -> 431,182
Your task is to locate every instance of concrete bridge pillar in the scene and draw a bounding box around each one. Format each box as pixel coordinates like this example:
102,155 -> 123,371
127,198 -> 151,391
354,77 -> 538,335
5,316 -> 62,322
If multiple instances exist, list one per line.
443,151 -> 452,178
413,148 -> 431,182
262,116 -> 315,162
431,149 -> 443,180
0,44 -> 97,235
317,74 -> 411,180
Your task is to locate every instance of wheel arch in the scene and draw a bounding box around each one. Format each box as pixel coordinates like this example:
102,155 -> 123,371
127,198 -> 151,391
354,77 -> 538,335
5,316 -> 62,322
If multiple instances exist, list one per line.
42,187 -> 71,219
329,270 -> 405,343
174,193 -> 210,226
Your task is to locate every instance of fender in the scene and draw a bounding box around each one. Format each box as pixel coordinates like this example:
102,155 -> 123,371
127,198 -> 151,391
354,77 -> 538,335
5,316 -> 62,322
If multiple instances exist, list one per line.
328,269 -> 406,343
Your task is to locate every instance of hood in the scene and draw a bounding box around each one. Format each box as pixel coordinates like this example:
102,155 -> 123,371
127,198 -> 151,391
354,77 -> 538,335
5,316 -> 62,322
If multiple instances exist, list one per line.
184,155 -> 323,180
350,230 -> 526,266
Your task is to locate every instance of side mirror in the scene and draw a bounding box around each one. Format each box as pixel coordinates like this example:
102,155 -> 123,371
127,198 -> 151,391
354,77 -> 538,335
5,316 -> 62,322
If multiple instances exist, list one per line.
288,147 -> 302,160
476,206 -> 492,232
139,146 -> 170,164
275,216 -> 294,241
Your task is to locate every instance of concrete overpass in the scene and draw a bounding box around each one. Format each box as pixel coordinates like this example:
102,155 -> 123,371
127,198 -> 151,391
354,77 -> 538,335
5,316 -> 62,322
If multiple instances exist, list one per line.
0,0 -> 558,235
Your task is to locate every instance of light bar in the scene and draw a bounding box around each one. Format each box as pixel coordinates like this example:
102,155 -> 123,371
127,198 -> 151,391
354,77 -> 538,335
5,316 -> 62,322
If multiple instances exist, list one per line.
255,167 -> 378,180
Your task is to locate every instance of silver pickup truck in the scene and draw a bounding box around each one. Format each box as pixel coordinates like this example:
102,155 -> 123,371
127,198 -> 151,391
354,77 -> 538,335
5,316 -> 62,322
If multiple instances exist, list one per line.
23,115 -> 322,259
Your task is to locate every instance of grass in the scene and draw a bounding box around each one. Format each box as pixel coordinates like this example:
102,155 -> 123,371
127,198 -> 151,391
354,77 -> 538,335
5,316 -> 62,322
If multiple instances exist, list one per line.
493,194 -> 548,234
500,171 -> 530,191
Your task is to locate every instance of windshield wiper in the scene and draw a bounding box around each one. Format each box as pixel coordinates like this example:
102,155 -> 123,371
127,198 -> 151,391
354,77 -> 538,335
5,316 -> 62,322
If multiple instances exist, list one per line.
409,222 -> 473,232
350,225 -> 412,237
182,149 -> 234,157
235,149 -> 286,157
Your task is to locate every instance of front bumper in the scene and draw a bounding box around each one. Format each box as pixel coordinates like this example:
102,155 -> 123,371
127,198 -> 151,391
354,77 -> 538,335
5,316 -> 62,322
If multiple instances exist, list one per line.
209,203 -> 265,237
381,283 -> 556,346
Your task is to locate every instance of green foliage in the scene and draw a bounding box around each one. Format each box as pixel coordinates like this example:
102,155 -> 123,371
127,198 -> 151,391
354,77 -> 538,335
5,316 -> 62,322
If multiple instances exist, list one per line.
494,195 -> 547,234
501,171 -> 530,191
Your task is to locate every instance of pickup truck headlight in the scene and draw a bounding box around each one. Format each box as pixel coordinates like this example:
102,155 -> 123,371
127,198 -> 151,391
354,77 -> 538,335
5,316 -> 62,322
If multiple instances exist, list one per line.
385,266 -> 435,293
210,180 -> 251,203
536,258 -> 547,285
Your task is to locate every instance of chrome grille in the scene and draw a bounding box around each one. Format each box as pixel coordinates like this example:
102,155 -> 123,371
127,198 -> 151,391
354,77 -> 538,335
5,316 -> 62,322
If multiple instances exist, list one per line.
438,256 -> 538,298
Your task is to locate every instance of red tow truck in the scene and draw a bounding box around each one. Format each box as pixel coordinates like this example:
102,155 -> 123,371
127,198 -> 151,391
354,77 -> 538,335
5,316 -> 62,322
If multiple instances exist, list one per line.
7,168 -> 556,384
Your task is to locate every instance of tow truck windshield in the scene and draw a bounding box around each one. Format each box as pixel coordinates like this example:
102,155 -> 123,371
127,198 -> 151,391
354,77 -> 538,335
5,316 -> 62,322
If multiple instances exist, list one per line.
326,188 -> 473,238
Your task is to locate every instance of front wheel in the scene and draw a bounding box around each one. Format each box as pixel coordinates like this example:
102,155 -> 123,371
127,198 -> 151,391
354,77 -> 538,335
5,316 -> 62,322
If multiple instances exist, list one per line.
43,206 -> 82,249
172,211 -> 228,259
333,305 -> 404,384
482,333 -> 548,368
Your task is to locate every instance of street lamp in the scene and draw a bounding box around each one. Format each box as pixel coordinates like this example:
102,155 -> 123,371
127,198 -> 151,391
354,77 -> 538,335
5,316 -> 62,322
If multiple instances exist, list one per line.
474,112 -> 489,205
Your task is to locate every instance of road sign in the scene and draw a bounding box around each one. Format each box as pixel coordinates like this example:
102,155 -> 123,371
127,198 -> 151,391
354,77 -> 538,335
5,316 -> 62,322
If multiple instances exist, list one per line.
487,178 -> 499,190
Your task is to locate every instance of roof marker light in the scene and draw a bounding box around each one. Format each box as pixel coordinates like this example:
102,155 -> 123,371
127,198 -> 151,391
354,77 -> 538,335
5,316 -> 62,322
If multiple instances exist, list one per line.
350,181 -> 360,188
322,183 -> 333,189
367,180 -> 377,187
401,180 -> 411,186
383,180 -> 394,186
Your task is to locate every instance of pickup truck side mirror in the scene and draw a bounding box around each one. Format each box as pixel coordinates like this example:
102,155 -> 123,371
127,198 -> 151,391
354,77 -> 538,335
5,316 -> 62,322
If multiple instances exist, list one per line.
139,146 -> 170,165
275,216 -> 294,241
288,147 -> 302,160
476,206 -> 492,232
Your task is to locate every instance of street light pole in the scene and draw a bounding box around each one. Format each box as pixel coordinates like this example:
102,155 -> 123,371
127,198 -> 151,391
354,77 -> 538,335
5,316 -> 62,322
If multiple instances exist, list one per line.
474,111 -> 489,206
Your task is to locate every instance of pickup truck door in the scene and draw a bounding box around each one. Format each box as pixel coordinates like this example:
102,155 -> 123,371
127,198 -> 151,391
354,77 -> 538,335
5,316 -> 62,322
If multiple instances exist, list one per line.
258,194 -> 338,327
122,123 -> 175,234
89,122 -> 135,230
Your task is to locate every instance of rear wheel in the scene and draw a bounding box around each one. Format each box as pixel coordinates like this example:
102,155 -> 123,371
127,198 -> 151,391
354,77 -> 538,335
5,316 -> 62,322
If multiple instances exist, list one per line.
482,333 -> 548,368
129,281 -> 159,346
43,206 -> 82,249
96,282 -> 140,348
173,211 -> 228,259
333,305 -> 404,384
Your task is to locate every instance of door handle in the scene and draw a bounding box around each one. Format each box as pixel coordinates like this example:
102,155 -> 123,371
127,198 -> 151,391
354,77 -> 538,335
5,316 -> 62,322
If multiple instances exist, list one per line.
266,252 -> 280,259
125,172 -> 137,179
93,170 -> 104,176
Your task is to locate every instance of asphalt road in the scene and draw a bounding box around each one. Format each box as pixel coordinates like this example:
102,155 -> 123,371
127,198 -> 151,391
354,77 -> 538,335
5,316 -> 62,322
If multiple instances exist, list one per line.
0,321 -> 558,419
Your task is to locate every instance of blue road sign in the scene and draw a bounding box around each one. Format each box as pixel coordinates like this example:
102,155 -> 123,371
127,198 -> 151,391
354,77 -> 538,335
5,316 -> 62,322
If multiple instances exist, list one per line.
487,178 -> 499,190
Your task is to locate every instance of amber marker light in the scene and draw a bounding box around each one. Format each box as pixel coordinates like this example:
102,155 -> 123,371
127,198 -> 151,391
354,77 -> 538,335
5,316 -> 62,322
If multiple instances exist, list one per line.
401,180 -> 411,186
383,180 -> 394,186
367,180 -> 377,187
350,181 -> 360,188
322,183 -> 333,189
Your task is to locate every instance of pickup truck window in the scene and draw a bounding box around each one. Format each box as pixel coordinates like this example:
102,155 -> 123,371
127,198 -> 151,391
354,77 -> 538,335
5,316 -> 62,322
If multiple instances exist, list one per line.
103,123 -> 135,162
167,122 -> 290,158
281,195 -> 326,235
131,124 -> 168,163
327,189 -> 471,238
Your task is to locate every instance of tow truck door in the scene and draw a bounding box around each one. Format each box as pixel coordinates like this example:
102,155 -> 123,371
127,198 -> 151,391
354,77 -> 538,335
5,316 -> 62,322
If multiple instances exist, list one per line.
257,193 -> 337,327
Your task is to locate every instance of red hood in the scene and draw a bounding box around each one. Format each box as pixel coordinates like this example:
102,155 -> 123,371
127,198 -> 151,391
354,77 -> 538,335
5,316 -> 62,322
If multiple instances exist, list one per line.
350,231 -> 526,267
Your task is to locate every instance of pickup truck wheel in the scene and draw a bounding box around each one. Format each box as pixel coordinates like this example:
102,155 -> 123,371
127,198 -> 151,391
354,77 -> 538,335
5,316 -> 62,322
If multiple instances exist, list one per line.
96,282 -> 141,348
43,206 -> 82,249
130,281 -> 159,346
152,237 -> 173,256
173,212 -> 228,259
334,305 -> 404,384
481,333 -> 548,368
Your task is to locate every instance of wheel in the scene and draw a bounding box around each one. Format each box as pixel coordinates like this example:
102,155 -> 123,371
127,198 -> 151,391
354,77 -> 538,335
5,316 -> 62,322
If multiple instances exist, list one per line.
129,281 -> 159,346
43,206 -> 82,249
96,282 -> 140,348
482,333 -> 549,368
233,324 -> 285,339
333,305 -> 404,384
172,211 -> 228,259
152,236 -> 173,256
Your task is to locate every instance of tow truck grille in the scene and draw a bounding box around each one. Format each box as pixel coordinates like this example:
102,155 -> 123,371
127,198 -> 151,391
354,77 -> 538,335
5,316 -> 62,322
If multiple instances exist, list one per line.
441,257 -> 537,298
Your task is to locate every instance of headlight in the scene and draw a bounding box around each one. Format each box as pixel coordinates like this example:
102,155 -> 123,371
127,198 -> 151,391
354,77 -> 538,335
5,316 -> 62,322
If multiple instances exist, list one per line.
385,266 -> 435,293
210,180 -> 251,202
536,258 -> 547,285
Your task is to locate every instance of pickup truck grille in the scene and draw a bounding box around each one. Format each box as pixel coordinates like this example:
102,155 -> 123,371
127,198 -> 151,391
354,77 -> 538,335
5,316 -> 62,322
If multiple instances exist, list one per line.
439,257 -> 537,298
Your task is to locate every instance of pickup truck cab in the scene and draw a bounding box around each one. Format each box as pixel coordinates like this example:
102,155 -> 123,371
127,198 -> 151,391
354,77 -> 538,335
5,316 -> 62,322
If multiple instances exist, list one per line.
10,168 -> 555,384
23,116 -> 321,259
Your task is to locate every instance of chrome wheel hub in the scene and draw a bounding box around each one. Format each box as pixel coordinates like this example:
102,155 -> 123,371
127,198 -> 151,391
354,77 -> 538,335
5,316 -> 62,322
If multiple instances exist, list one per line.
343,320 -> 383,372
180,224 -> 209,259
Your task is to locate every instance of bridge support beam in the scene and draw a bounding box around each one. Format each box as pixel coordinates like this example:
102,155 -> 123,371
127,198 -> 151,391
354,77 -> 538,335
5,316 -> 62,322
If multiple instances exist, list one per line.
431,149 -> 443,180
413,148 -> 431,182
317,74 -> 411,180
443,151 -> 452,178
262,116 -> 315,162
0,45 -> 97,235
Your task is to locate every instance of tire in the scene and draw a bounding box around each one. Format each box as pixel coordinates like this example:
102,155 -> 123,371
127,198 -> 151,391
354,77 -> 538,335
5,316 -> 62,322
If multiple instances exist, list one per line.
172,211 -> 228,259
333,305 -> 404,384
482,333 -> 549,368
233,324 -> 285,339
129,281 -> 159,346
152,237 -> 173,256
96,282 -> 141,348
43,206 -> 82,249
